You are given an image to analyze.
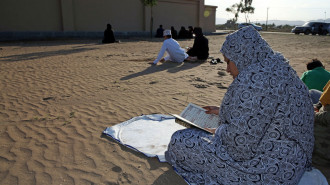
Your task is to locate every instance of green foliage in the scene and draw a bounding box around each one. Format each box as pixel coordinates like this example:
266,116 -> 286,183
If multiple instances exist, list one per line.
226,4 -> 240,22
216,21 -> 295,32
216,19 -> 238,30
259,23 -> 295,32
142,0 -> 157,38
226,0 -> 254,23
142,0 -> 157,6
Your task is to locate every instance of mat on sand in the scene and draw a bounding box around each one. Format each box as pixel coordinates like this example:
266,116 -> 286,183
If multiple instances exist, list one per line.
103,114 -> 184,162
102,114 -> 328,185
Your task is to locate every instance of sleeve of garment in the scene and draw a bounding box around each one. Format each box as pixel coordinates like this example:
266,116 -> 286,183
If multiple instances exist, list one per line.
218,81 -> 278,161
192,38 -> 198,49
153,42 -> 167,64
187,38 -> 199,56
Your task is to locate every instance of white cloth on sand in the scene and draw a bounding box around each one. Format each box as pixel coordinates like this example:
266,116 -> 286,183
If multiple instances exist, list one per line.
103,114 -> 185,162
102,114 -> 328,185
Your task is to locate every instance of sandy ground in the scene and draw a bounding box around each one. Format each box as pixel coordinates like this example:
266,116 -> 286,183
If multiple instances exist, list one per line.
0,33 -> 329,185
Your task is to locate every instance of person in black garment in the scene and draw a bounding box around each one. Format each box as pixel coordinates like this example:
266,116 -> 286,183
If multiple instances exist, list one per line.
102,24 -> 117,44
186,27 -> 209,61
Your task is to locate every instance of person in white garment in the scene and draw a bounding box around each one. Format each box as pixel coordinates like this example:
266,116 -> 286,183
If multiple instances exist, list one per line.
149,30 -> 188,65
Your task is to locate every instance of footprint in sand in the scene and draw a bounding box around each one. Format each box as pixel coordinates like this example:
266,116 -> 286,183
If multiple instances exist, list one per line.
42,97 -> 55,101
112,166 -> 122,173
192,84 -> 209,88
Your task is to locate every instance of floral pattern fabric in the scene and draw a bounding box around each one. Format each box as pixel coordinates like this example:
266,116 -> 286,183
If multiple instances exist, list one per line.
166,26 -> 314,185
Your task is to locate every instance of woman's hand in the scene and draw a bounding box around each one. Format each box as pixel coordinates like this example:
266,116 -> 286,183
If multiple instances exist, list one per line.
203,106 -> 219,115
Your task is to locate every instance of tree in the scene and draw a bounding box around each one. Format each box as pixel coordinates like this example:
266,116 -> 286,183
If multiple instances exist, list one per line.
225,3 -> 241,23
226,0 -> 254,23
142,0 -> 157,38
242,5 -> 255,23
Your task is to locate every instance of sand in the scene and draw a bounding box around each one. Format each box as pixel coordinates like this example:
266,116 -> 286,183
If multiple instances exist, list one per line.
0,33 -> 329,184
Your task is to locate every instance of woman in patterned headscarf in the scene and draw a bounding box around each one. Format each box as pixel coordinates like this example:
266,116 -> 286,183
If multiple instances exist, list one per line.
165,26 -> 314,185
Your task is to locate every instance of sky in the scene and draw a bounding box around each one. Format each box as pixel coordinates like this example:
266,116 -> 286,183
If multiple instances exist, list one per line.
205,0 -> 330,24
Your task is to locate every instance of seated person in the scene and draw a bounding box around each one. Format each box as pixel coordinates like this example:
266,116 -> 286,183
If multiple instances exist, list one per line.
301,59 -> 330,91
149,30 -> 188,65
186,27 -> 209,61
155,25 -> 164,38
166,26 -> 314,184
313,80 -> 330,167
102,24 -> 117,44
171,26 -> 178,40
187,26 -> 194,39
178,26 -> 188,39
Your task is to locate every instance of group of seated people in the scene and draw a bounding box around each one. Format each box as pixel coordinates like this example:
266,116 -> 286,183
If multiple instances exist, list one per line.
178,26 -> 194,39
102,24 -> 208,63
150,26 -> 209,64
102,24 -> 196,44
156,25 -> 194,39
102,23 -> 209,64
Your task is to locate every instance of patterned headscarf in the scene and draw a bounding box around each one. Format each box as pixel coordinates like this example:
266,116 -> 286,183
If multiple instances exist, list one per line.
218,26 -> 314,172
221,26 -> 286,72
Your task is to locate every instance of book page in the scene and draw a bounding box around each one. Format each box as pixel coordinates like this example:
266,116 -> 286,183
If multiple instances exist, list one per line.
179,103 -> 219,128
170,114 -> 213,134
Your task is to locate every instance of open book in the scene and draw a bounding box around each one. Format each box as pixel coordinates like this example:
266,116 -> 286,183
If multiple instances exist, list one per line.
170,103 -> 220,134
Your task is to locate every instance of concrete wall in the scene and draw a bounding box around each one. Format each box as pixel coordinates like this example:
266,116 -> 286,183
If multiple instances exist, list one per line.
148,0 -> 217,33
0,0 -> 217,40
71,0 -> 144,32
0,0 -> 62,31
150,0 -> 199,32
202,5 -> 217,33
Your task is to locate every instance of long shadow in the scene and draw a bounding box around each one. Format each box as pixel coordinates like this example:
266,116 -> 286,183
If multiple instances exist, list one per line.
167,61 -> 205,73
120,62 -> 181,80
120,61 -> 205,81
0,47 -> 96,62
1,39 -> 102,47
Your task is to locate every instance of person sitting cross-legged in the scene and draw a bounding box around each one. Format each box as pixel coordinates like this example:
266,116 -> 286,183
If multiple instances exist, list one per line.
186,27 -> 209,61
149,30 -> 188,65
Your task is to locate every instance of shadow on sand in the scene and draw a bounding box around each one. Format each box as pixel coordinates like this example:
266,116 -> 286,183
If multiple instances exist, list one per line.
0,47 -> 97,62
120,61 -> 206,81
